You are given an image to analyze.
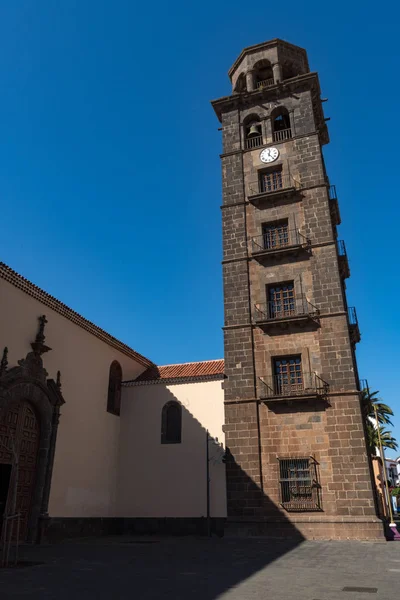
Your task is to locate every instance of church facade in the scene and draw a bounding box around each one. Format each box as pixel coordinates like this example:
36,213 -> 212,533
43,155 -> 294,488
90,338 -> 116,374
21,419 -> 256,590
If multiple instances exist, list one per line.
0,38 -> 384,543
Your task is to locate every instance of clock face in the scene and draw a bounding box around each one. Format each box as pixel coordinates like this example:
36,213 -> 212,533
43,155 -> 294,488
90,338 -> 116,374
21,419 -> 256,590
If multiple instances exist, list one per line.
260,147 -> 279,163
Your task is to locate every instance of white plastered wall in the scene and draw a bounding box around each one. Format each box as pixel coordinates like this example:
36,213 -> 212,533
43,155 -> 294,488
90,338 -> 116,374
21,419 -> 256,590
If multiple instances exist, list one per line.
0,276 -> 146,517
117,379 -> 227,518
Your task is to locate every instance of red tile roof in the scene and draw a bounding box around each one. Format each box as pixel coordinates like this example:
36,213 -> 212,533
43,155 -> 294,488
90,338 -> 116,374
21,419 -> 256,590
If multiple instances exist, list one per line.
131,359 -> 225,383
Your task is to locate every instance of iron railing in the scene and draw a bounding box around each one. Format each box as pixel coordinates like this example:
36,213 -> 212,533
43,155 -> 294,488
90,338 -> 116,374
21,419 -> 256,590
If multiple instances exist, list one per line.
337,239 -> 347,257
251,229 -> 310,254
328,185 -> 337,200
273,128 -> 292,142
337,240 -> 350,278
256,78 -> 274,89
245,135 -> 263,149
258,173 -> 301,194
254,296 -> 319,322
359,378 -> 369,394
348,306 -> 358,327
259,372 -> 329,399
329,185 -> 341,225
278,457 -> 322,511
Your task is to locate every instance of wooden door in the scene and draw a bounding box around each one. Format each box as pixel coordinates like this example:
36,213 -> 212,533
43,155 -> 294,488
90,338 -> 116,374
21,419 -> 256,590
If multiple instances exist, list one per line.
0,401 -> 40,541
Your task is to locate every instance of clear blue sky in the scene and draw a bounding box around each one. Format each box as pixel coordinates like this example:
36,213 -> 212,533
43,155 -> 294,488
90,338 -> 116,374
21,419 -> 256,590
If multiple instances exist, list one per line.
1,1 -> 399,452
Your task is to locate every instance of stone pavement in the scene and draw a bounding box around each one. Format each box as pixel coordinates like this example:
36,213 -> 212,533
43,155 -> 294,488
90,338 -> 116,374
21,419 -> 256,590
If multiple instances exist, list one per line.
0,536 -> 398,600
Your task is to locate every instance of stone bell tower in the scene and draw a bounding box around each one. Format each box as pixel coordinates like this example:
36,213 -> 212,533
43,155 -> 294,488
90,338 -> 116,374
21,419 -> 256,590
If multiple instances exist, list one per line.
212,39 -> 383,540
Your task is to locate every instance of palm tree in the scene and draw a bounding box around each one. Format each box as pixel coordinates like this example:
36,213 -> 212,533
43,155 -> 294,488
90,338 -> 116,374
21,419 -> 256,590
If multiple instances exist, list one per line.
361,388 -> 394,426
361,388 -> 397,455
366,420 -> 398,456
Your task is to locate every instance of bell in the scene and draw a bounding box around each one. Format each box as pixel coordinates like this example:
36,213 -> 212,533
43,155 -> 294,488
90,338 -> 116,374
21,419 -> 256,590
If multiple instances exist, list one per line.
248,123 -> 261,137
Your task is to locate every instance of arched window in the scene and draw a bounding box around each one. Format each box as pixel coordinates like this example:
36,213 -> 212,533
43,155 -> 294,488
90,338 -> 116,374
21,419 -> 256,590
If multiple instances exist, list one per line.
244,114 -> 262,149
161,401 -> 182,444
272,108 -> 292,142
107,360 -> 122,416
253,60 -> 274,89
233,72 -> 247,94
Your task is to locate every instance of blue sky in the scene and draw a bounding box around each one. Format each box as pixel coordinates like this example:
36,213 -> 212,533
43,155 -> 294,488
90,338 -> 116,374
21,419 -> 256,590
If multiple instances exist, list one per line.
0,1 -> 399,452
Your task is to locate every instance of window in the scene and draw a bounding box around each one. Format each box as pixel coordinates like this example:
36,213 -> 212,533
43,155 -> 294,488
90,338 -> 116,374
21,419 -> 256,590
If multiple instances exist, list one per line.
244,115 -> 262,149
262,220 -> 289,250
272,108 -> 292,142
259,168 -> 283,193
107,361 -> 122,416
253,59 -> 274,89
278,457 -> 321,511
268,282 -> 295,319
273,356 -> 303,395
161,401 -> 182,444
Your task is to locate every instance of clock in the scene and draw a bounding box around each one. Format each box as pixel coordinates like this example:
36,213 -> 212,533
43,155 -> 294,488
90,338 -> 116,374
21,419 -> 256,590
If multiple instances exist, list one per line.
260,147 -> 279,163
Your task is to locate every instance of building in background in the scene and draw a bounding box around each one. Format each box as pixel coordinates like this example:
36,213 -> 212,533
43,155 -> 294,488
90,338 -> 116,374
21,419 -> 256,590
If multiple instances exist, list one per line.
212,38 -> 383,540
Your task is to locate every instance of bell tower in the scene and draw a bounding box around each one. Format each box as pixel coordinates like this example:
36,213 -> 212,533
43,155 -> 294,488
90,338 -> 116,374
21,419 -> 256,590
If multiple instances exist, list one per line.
212,39 -> 383,540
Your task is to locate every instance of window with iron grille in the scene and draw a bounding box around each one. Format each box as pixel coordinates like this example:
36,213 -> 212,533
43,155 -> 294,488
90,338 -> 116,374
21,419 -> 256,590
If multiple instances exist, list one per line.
262,220 -> 289,250
278,457 -> 322,511
259,168 -> 282,193
268,282 -> 295,319
273,355 -> 303,394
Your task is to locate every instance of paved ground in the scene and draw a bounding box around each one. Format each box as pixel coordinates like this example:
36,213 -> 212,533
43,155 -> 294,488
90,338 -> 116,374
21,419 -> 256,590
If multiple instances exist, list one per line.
0,535 -> 398,600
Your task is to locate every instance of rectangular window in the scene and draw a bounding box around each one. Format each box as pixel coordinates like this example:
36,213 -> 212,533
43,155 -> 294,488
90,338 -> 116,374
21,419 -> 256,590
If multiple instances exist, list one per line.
259,168 -> 283,193
262,220 -> 289,250
273,355 -> 303,395
278,457 -> 322,511
268,282 -> 295,319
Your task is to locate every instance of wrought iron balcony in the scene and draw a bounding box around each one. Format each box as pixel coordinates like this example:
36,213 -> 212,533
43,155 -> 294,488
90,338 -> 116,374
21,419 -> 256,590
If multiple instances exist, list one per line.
329,185 -> 341,225
348,306 -> 361,344
253,296 -> 320,330
245,135 -> 263,150
256,78 -> 274,89
251,229 -> 311,260
248,174 -> 302,206
337,240 -> 350,278
273,128 -> 292,142
258,372 -> 329,402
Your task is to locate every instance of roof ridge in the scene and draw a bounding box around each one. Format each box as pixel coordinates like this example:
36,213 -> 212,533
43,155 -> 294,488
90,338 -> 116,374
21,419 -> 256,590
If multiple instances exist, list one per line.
153,358 -> 224,368
0,261 -> 154,368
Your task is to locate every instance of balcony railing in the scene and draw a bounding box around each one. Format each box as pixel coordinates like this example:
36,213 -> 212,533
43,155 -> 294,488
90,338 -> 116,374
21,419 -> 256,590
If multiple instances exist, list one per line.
329,185 -> 341,225
245,135 -> 263,150
273,128 -> 292,142
251,229 -> 311,255
259,174 -> 301,194
256,78 -> 274,89
337,240 -> 350,278
258,372 -> 329,400
254,296 -> 319,324
348,306 -> 361,343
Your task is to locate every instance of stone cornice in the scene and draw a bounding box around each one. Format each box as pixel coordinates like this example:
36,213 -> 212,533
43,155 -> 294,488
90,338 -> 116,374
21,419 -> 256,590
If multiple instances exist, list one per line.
211,72 -> 321,121
0,261 -> 154,368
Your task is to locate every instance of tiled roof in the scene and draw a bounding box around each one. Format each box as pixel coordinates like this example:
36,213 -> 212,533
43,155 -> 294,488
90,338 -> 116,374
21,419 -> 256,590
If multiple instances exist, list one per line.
126,359 -> 225,385
0,262 -> 153,368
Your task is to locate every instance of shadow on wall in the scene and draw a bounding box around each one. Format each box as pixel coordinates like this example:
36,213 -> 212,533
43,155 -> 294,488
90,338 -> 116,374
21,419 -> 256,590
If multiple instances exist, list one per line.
116,381 -> 305,549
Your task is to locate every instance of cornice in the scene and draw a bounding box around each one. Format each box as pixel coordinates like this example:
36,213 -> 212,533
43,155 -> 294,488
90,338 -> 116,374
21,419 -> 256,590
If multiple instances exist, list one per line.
0,261 -> 154,368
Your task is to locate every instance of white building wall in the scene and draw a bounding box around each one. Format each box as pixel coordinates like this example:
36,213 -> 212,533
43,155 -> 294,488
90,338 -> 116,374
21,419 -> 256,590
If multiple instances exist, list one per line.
117,379 -> 227,518
0,275 -> 146,518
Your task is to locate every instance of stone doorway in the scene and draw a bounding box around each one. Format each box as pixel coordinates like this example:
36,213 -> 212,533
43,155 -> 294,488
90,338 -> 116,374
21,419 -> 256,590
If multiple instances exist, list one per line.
0,401 -> 40,541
